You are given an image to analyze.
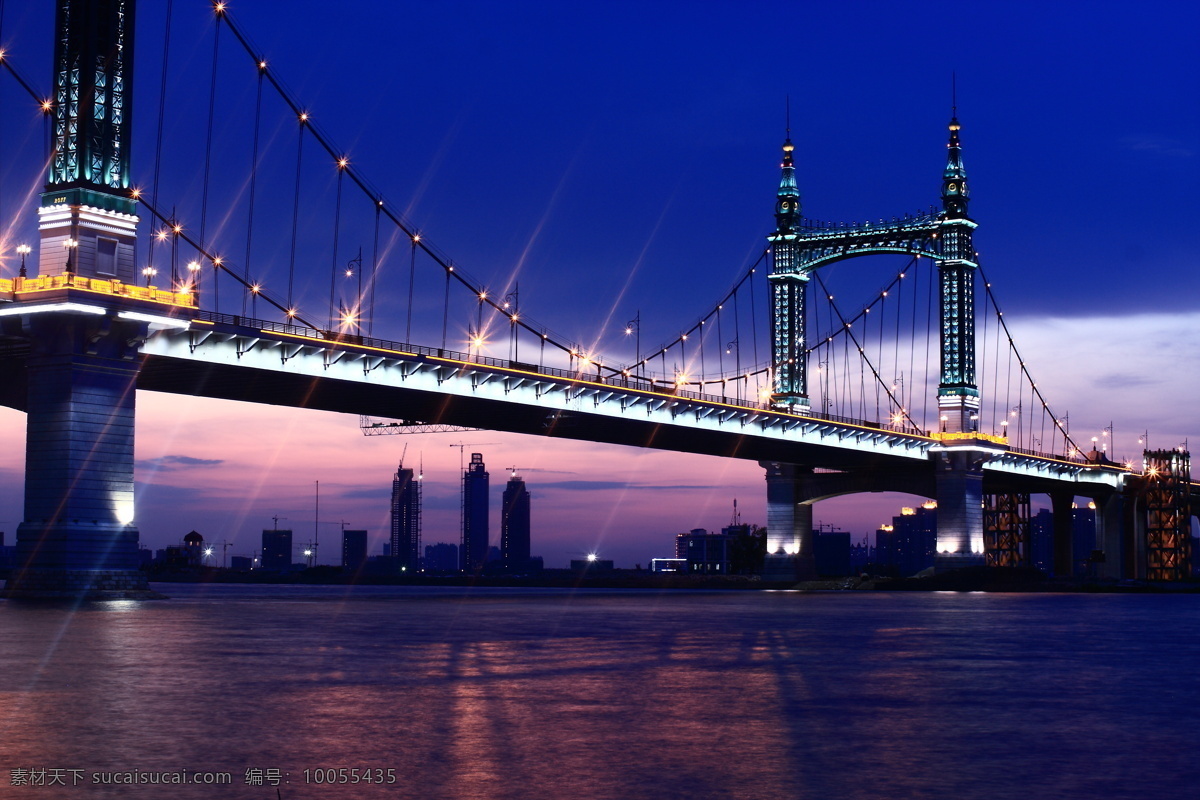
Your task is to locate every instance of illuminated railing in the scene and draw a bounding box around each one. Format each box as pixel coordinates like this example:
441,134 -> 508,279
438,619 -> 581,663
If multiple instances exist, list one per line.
931,431 -> 1008,445
190,310 -> 928,438
797,211 -> 942,239
1,274 -> 196,307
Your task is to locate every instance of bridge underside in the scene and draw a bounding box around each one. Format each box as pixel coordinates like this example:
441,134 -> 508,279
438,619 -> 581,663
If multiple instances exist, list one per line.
130,352 -> 923,475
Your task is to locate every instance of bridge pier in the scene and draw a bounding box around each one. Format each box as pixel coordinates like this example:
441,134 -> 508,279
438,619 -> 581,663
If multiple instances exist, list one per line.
3,310 -> 152,599
932,446 -> 987,569
1094,494 -> 1124,579
1049,492 -> 1074,577
759,461 -> 817,581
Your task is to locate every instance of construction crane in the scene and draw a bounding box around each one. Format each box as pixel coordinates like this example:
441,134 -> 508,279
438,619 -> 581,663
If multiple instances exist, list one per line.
504,466 -> 575,477
359,415 -> 475,436
449,441 -> 501,471
216,539 -> 234,569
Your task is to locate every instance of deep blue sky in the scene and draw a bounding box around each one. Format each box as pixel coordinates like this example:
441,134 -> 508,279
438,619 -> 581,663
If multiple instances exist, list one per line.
0,1 -> 1195,565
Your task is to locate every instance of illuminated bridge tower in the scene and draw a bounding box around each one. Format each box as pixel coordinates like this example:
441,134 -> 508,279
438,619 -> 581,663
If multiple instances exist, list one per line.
935,111 -> 980,434
2,0 -> 184,599
766,133 -> 809,413
759,111 -> 991,573
39,0 -> 139,282
930,112 -> 989,567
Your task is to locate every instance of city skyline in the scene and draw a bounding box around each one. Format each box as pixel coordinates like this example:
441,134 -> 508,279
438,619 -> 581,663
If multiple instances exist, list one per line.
0,1 -> 1195,568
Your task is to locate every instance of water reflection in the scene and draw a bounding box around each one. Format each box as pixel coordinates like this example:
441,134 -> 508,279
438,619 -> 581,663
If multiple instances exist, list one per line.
0,588 -> 1198,799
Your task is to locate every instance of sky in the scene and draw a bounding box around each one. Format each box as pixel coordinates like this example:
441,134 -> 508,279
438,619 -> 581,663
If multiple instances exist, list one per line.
0,1 -> 1196,568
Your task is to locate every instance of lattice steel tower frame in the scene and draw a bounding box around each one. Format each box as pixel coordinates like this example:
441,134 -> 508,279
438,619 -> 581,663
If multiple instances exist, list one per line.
983,492 -> 1030,567
1143,449 -> 1192,581
766,114 -> 980,431
39,0 -> 139,283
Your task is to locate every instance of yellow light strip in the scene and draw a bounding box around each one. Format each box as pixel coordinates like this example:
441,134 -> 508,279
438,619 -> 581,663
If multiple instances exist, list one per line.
254,327 -> 933,441
12,275 -> 196,307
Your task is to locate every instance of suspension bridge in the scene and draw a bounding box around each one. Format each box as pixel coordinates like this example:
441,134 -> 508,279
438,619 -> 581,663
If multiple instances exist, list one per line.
0,0 -> 1193,597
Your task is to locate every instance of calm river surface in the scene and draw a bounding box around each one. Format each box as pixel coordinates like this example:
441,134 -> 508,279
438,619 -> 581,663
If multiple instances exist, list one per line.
0,585 -> 1197,799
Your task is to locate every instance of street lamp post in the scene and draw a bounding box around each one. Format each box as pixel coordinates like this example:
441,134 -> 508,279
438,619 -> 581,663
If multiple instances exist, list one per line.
62,238 -> 78,274
625,312 -> 640,374
16,244 -> 30,278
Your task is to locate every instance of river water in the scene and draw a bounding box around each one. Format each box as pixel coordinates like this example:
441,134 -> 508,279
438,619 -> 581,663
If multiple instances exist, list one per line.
0,585 -> 1197,799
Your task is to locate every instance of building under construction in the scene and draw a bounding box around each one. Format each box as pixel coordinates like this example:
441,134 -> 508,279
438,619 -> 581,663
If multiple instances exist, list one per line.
461,453 -> 490,572
390,461 -> 421,572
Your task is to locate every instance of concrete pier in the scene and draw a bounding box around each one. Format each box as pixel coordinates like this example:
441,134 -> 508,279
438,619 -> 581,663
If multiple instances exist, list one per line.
760,461 -> 817,581
4,309 -> 151,599
932,443 -> 989,570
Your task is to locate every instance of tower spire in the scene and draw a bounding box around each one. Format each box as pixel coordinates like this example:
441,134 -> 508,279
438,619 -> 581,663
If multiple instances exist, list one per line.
775,106 -> 800,234
941,97 -> 969,220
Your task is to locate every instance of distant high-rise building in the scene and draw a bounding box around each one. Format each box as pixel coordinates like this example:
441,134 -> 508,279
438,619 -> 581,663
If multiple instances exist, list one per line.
814,529 -> 852,577
875,503 -> 937,576
342,529 -> 368,572
676,528 -> 735,574
461,453 -> 489,572
423,543 -> 459,573
262,529 -> 293,571
390,462 -> 421,572
1030,504 -> 1098,576
501,472 -> 531,564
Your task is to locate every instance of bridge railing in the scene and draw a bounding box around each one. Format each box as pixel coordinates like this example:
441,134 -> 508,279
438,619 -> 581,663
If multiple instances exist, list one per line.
193,311 -> 924,437
2,274 -> 196,307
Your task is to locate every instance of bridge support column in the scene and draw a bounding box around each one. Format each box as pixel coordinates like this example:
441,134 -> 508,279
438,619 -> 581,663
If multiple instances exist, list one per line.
1050,492 -> 1074,577
3,311 -> 152,599
759,461 -> 816,581
1094,494 -> 1124,579
932,446 -> 988,569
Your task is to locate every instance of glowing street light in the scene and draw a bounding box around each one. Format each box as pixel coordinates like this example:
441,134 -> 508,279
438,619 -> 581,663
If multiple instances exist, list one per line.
62,238 -> 78,272
16,244 -> 30,277
142,265 -> 157,286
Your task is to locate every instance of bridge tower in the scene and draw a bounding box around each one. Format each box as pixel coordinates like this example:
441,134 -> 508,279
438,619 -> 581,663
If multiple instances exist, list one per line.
760,110 -> 991,574
766,131 -> 809,413
935,110 -> 980,433
39,0 -> 139,282
929,110 -> 989,567
2,0 -> 167,599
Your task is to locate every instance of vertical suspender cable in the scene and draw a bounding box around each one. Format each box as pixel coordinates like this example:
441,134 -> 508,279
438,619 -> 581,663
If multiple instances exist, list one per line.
243,69 -> 262,316
1004,343 -> 1013,435
749,267 -> 760,397
406,234 -> 417,344
923,260 -> 933,430
876,295 -> 884,420
328,165 -> 344,330
288,120 -> 305,312
199,14 -> 220,282
148,0 -> 173,277
732,288 -> 742,400
441,267 -> 450,351
981,277 -> 990,431
908,259 -> 918,417
893,261 -> 905,407
369,200 -> 381,336
716,307 -> 724,380
991,299 -> 1001,433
